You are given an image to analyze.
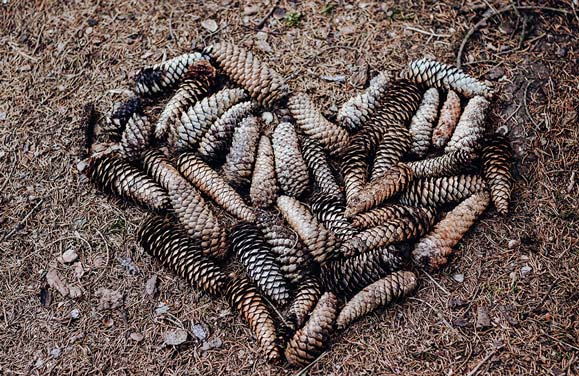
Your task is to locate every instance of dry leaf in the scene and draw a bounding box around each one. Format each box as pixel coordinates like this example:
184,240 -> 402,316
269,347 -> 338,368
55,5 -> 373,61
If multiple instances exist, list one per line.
201,19 -> 218,32
46,269 -> 69,297
163,329 -> 188,346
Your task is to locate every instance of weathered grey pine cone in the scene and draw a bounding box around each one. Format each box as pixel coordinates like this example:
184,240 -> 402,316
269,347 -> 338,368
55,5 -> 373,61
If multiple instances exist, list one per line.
408,88 -> 440,158
222,115 -> 262,187
272,122 -> 310,198
119,111 -> 152,161
445,95 -> 489,154
300,136 -> 341,196
250,135 -> 279,208
104,96 -> 142,138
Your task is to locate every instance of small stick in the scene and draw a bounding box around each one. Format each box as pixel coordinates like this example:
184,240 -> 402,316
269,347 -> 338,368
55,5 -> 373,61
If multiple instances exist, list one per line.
466,346 -> 503,376
294,351 -> 329,376
3,198 -> 44,240
404,26 -> 451,38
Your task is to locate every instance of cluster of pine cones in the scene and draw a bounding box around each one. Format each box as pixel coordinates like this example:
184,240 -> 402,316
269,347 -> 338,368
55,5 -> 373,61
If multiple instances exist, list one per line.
83,42 -> 512,367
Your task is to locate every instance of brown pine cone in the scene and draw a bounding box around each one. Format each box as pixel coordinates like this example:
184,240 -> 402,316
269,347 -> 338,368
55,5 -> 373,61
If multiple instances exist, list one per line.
103,97 -> 142,139
137,216 -> 228,296
225,276 -> 281,362
408,88 -> 439,158
300,136 -> 341,196
119,111 -> 152,161
406,149 -> 475,179
288,93 -> 349,157
87,152 -> 169,211
336,271 -> 417,330
482,134 -> 512,215
285,275 -> 322,332
371,80 -> 423,126
284,292 -> 338,367
250,135 -> 279,208
413,191 -> 490,270
272,122 -> 310,198
310,193 -> 357,241
371,125 -> 413,181
352,205 -> 436,230
177,152 -> 256,222
321,246 -> 403,297
399,174 -> 487,208
222,115 -> 262,188
204,42 -> 289,107
432,90 -> 461,149
445,96 -> 489,154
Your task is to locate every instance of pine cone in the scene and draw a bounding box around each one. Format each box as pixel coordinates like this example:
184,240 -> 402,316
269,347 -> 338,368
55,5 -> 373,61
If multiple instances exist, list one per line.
336,271 -> 417,330
177,152 -> 256,222
400,58 -> 492,98
371,80 -> 423,126
250,135 -> 279,208
230,223 -> 290,306
321,246 -> 403,297
445,96 -> 489,154
406,149 -> 475,179
284,292 -> 338,367
352,205 -> 436,229
135,52 -> 208,96
432,90 -> 461,149
104,97 -> 142,138
222,115 -> 262,187
154,60 -> 216,140
288,93 -> 349,157
137,216 -> 228,296
408,88 -> 439,157
276,195 -> 339,265
225,276 -> 281,362
272,122 -> 310,198
171,88 -> 248,150
482,135 -> 512,215
413,191 -> 490,270
197,101 -> 257,163
371,125 -> 413,181
87,152 -> 169,211
204,42 -> 289,107
119,111 -> 152,161
310,193 -> 357,241
285,275 -> 322,332
340,210 -> 435,256
141,150 -> 228,260
300,136 -> 340,196
337,71 -> 391,132
345,163 -> 414,217
399,174 -> 487,208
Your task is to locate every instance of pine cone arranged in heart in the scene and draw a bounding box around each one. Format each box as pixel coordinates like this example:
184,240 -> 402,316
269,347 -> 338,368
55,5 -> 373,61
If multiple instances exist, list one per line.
276,195 -> 339,265
432,90 -> 461,149
408,88 -> 439,158
371,125 -> 413,181
141,150 -> 228,260
406,149 -> 475,179
482,134 -> 512,215
336,71 -> 391,132
399,174 -> 487,208
284,292 -> 338,367
352,205 -> 436,230
138,216 -> 228,296
250,135 -> 279,208
119,111 -> 152,161
310,193 -> 357,241
272,122 -> 310,198
336,271 -> 417,330
445,96 -> 489,154
104,96 -> 142,138
204,42 -> 289,107
135,52 -> 208,96
413,191 -> 490,270
222,115 -> 262,187
197,101 -> 257,163
177,152 -> 256,222
300,136 -> 340,196
322,246 -> 403,297
400,58 -> 492,98
87,152 -> 169,211
171,88 -> 248,150
288,93 -> 349,157
225,275 -> 281,362
230,223 -> 290,306
285,275 -> 322,332
154,60 -> 216,140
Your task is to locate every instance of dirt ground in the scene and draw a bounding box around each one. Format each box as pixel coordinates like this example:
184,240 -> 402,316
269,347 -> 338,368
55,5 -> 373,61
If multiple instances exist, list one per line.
1,0 -> 578,375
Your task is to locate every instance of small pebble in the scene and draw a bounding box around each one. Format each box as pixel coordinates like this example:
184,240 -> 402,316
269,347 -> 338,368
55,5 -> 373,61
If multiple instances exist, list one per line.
50,348 -> 61,358
520,265 -> 532,276
163,329 -> 188,346
58,249 -> 78,264
130,332 -> 144,342
201,337 -> 223,351
453,274 -> 465,283
70,308 -> 80,319
508,239 -> 520,249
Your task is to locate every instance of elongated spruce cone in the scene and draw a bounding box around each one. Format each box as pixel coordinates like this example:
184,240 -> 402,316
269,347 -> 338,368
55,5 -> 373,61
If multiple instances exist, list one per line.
138,216 -> 228,296
120,111 -> 152,161
87,152 -> 169,211
300,136 -> 340,196
371,80 -> 423,126
250,135 -> 278,208
432,90 -> 461,148
288,93 -> 349,156
276,195 -> 339,265
413,191 -> 490,270
223,115 -> 262,187
104,97 -> 142,138
407,149 -> 475,179
482,135 -> 512,215
177,153 -> 256,222
135,52 -> 208,96
322,246 -> 403,297
408,88 -> 439,158
399,175 -> 486,208
284,292 -> 338,367
445,96 -> 489,154
225,276 -> 281,362
284,275 -> 322,333
230,223 -> 290,306
204,42 -> 289,107
154,60 -> 216,140
371,125 -> 413,181
400,58 -> 492,98
336,271 -> 417,330
310,193 -> 357,241
272,122 -> 309,198
352,205 -> 436,230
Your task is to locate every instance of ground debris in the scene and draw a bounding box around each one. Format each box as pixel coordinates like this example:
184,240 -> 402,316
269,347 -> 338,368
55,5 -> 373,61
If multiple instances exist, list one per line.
163,329 -> 188,346
95,288 -> 124,310
57,249 -> 78,264
46,269 -> 69,297
475,305 -> 492,329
